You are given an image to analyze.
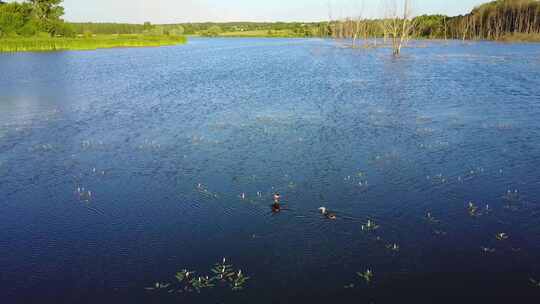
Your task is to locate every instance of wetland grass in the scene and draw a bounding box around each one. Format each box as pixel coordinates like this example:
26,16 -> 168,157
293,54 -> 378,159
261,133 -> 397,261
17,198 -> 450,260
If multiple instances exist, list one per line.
0,35 -> 187,52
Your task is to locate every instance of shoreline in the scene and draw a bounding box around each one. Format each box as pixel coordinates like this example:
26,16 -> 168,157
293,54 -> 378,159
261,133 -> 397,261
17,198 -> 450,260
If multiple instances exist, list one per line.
0,35 -> 187,53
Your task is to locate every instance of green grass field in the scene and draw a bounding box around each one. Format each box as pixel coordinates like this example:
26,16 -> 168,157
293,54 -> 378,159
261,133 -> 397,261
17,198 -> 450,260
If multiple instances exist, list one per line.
0,34 -> 187,52
217,30 -> 308,38
500,32 -> 540,42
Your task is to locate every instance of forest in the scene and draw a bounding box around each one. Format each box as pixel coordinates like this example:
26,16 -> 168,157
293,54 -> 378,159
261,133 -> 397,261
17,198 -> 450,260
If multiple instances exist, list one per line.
0,0 -> 186,51
0,0 -> 73,37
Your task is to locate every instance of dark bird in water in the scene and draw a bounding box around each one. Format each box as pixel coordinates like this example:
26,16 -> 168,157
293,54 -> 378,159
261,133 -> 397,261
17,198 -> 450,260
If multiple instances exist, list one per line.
319,207 -> 337,220
271,193 -> 282,213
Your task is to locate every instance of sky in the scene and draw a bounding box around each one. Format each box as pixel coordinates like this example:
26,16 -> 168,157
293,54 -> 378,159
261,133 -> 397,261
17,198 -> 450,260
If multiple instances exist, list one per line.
56,0 -> 489,24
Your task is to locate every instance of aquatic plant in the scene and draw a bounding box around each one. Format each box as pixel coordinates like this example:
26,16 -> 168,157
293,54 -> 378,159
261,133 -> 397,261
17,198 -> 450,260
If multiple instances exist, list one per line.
357,269 -> 374,284
145,282 -> 171,291
160,258 -> 250,294
230,270 -> 249,291
210,258 -> 236,281
386,243 -> 400,252
189,276 -> 215,293
502,190 -> 523,211
468,202 -> 480,217
195,183 -> 219,199
503,190 -> 520,202
76,186 -> 92,202
175,269 -> 194,283
426,212 -> 440,224
496,233 -> 509,241
361,220 -> 379,232
530,278 -> 540,288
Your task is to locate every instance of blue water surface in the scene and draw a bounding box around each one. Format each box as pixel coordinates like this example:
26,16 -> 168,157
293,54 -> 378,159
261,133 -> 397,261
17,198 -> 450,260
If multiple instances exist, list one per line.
1,38 -> 540,303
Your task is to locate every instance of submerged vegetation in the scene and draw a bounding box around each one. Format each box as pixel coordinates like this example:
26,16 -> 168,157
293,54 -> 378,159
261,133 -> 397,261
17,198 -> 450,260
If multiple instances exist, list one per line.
0,1 -> 186,52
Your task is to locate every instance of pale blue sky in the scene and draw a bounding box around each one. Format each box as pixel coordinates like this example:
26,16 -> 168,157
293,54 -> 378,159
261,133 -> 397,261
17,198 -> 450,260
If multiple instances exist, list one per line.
56,0 -> 488,24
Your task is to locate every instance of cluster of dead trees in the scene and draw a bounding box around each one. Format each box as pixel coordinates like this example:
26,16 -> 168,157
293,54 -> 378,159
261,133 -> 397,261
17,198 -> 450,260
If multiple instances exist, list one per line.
447,0 -> 540,41
324,0 -> 540,55
325,0 -> 415,56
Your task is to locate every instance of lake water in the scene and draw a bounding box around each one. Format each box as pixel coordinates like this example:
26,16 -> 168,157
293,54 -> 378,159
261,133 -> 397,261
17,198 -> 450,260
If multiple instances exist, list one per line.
1,38 -> 540,303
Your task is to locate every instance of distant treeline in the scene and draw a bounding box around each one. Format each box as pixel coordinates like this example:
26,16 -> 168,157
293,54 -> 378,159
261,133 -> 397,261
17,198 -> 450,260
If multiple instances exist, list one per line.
5,0 -> 538,41
448,0 -> 540,40
67,22 -> 318,38
61,0 -> 540,41
179,22 -> 321,37
329,0 -> 540,41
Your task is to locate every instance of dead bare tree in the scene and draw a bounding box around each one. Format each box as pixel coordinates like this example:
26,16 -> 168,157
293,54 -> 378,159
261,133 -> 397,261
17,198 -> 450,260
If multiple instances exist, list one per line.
460,16 -> 470,42
381,0 -> 415,56
351,0 -> 366,48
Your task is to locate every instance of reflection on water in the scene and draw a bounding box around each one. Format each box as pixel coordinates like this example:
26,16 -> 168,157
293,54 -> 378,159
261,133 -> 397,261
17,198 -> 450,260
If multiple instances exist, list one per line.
1,38 -> 540,303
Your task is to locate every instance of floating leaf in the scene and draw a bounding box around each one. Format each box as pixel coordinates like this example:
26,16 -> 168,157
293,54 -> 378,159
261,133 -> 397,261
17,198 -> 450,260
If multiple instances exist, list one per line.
361,220 -> 379,232
468,202 -> 480,217
230,269 -> 249,291
496,233 -> 509,241
386,243 -> 400,252
175,269 -> 194,283
357,269 -> 373,284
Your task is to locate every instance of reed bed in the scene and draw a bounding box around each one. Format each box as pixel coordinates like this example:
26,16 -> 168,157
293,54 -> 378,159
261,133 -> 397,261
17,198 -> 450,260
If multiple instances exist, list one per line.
0,35 -> 187,52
